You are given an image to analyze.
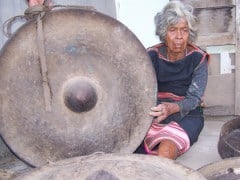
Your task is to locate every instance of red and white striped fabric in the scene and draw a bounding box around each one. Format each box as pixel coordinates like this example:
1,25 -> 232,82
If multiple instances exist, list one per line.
157,92 -> 184,101
144,121 -> 190,156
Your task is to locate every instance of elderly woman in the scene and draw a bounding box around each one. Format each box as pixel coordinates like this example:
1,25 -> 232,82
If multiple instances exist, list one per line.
135,1 -> 209,159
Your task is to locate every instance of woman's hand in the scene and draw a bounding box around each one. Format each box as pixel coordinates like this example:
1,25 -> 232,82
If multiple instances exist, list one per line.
149,102 -> 180,123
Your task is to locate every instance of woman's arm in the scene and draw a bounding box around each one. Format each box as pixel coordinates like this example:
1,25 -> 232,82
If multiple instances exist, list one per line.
176,58 -> 208,117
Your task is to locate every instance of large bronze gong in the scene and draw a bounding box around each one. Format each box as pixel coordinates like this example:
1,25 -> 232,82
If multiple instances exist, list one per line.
15,153 -> 206,180
0,8 -> 157,167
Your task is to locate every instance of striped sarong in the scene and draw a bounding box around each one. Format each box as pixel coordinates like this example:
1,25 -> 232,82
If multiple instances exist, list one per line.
144,121 -> 190,156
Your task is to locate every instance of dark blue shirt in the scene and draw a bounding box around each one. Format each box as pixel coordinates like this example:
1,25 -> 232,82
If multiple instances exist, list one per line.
147,43 -> 209,117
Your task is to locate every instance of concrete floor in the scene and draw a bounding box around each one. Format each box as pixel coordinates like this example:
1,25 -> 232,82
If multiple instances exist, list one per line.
0,115 -> 237,179
177,116 -> 233,170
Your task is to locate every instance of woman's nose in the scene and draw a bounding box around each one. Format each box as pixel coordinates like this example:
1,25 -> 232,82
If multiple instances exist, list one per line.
176,30 -> 183,39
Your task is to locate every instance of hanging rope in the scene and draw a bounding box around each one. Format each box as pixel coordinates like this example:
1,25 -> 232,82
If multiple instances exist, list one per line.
3,5 -> 50,38
36,10 -> 52,112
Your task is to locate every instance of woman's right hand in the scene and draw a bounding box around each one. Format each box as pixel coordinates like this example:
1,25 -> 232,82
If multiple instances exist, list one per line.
149,102 -> 180,123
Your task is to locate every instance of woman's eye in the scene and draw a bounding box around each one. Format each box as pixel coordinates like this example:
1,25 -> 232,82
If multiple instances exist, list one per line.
169,28 -> 176,32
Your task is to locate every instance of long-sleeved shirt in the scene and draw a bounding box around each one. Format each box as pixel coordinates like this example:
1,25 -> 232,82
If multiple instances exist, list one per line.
147,43 -> 209,118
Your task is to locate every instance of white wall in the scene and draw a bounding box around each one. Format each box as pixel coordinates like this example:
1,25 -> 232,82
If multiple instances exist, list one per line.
115,0 -> 169,48
0,1 -> 28,49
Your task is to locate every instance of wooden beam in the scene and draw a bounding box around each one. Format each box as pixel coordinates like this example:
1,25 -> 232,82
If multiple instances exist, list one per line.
196,33 -> 235,47
235,0 -> 240,115
178,0 -> 235,8
204,105 -> 235,116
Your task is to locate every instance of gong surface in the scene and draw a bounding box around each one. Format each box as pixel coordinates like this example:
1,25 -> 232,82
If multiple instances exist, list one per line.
198,157 -> 240,180
0,8 -> 157,167
15,153 -> 206,180
218,117 -> 240,159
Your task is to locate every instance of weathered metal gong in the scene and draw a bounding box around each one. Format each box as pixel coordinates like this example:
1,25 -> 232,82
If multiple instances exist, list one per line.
15,153 -> 206,180
0,8 -> 157,167
198,157 -> 240,180
218,117 -> 240,159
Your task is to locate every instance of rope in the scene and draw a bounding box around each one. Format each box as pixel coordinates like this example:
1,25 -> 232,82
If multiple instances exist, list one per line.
3,5 -> 50,38
36,11 -> 52,112
3,15 -> 27,38
25,4 -> 50,20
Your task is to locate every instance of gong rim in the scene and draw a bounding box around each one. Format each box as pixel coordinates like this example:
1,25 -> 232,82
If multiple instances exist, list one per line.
16,153 -> 206,180
0,8 -> 157,167
218,117 -> 240,159
198,157 -> 240,179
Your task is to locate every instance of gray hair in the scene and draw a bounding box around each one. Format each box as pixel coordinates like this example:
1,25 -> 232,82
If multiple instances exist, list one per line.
155,1 -> 198,43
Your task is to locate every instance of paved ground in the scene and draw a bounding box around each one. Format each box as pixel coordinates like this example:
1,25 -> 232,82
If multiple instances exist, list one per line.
177,116 -> 234,170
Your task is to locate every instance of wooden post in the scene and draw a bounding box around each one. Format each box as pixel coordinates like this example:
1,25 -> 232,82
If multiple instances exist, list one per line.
235,0 -> 240,115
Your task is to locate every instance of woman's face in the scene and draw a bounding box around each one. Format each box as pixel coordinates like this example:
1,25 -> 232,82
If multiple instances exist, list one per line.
165,18 -> 189,54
